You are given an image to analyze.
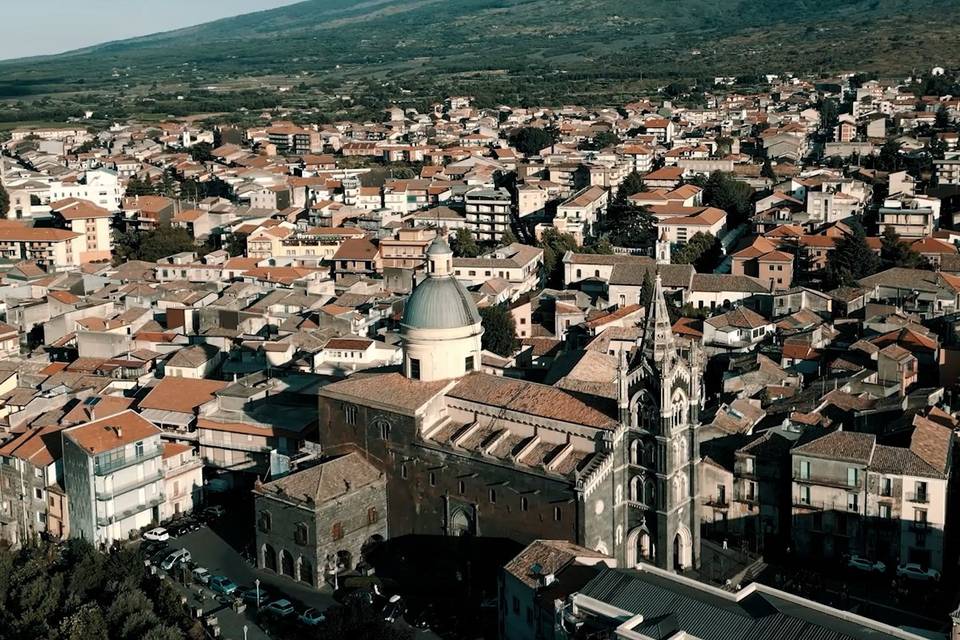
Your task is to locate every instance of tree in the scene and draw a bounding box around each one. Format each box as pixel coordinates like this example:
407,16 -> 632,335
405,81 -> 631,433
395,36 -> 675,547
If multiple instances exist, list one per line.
480,304 -> 518,357
539,228 -> 579,287
318,603 -> 413,640
223,232 -> 248,257
935,104 -> 951,129
617,171 -> 645,199
113,225 -> 197,264
825,223 -> 880,288
509,127 -> 557,156
0,183 -> 8,217
879,226 -> 924,270
499,228 -> 519,247
672,232 -> 722,272
697,171 -> 755,228
761,157 -> 777,181
188,142 -> 214,163
450,228 -> 481,258
605,203 -> 657,250
640,270 -> 654,308
585,130 -> 620,150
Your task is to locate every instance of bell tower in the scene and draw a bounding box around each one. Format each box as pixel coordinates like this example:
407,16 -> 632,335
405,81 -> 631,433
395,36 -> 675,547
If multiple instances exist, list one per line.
616,274 -> 703,572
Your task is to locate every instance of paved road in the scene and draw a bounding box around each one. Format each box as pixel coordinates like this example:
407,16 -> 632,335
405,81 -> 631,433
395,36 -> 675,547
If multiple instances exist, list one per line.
159,524 -> 440,639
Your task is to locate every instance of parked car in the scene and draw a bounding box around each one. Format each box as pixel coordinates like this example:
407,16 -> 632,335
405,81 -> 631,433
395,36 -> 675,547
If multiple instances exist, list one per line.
142,527 -> 169,542
240,587 -> 270,606
192,567 -> 212,585
203,505 -> 226,520
209,575 -> 239,596
897,563 -> 941,581
262,599 -> 296,619
382,595 -> 405,624
299,608 -> 326,626
161,549 -> 191,571
142,540 -> 169,556
846,555 -> 886,574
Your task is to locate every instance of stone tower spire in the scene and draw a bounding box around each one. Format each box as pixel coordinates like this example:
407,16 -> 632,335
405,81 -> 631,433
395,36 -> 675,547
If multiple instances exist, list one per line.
642,273 -> 676,365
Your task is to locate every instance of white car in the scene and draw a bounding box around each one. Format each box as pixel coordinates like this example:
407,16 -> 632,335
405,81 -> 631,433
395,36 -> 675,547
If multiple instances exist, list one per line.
142,527 -> 170,542
192,567 -> 212,585
161,548 -> 192,571
263,599 -> 296,618
847,555 -> 885,573
897,563 -> 940,581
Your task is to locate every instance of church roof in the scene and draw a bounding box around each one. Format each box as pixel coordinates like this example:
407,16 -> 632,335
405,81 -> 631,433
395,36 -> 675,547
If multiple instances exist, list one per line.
402,273 -> 481,329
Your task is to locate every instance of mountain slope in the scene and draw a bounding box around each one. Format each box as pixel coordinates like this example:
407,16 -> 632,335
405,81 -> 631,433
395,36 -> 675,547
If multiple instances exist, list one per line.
1,0 -> 957,103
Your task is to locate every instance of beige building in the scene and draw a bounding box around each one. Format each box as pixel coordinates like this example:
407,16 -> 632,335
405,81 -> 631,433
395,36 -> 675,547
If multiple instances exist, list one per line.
465,187 -> 513,243
380,226 -> 436,270
0,224 -> 83,272
49,198 -> 114,263
160,443 -> 203,520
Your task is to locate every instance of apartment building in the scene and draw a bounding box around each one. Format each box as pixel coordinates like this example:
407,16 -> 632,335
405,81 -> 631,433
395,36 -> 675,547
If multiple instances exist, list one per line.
49,197 -> 114,263
933,158 -> 960,186
63,411 -> 165,546
379,226 -> 436,270
267,124 -> 321,154
554,185 -> 608,241
453,243 -> 544,298
160,443 -> 203,521
878,201 -> 935,238
48,168 -> 124,212
791,418 -> 952,572
0,225 -> 83,272
0,425 -> 65,547
464,187 -> 513,243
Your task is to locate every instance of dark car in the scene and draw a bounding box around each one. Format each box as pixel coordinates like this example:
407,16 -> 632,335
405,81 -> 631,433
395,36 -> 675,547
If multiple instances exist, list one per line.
240,587 -> 271,606
141,540 -> 170,557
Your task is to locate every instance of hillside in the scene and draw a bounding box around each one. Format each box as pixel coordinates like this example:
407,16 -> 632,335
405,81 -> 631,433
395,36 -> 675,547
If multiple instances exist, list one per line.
1,0 -> 959,106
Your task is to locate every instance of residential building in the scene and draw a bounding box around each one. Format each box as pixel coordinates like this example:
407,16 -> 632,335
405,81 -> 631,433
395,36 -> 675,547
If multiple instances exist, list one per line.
62,411 -> 165,546
48,198 -> 114,263
465,187 -> 513,243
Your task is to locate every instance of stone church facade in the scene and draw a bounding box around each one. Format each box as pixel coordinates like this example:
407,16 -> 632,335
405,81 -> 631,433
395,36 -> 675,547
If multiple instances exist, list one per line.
317,236 -> 703,571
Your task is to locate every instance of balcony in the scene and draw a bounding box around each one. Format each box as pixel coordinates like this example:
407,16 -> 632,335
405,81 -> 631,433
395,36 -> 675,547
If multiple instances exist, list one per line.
94,448 -> 163,476
96,494 -> 164,526
906,492 -> 929,504
705,498 -> 730,509
200,438 -> 272,454
735,492 -> 758,505
909,521 -> 931,532
96,468 -> 164,501
794,475 -> 861,491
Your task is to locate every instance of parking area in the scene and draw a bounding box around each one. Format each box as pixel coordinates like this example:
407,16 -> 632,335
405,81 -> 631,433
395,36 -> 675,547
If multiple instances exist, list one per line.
143,515 -> 441,640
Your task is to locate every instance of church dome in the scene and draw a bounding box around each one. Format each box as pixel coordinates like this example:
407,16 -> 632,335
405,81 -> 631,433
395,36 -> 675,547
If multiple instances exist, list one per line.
402,276 -> 481,329
402,235 -> 481,330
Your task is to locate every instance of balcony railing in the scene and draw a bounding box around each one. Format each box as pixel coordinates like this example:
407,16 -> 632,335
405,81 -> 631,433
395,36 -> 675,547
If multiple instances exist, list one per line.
793,498 -> 861,513
909,521 -> 931,532
906,492 -> 929,504
96,468 -> 164,501
705,498 -> 730,509
794,475 -> 861,491
94,448 -> 163,476
96,494 -> 164,526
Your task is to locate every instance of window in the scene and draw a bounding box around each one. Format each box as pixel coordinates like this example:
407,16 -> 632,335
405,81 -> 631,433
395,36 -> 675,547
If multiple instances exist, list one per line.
847,493 -> 859,512
345,404 -> 358,425
799,460 -> 811,480
554,506 -> 562,522
879,503 -> 892,519
410,358 -> 421,380
717,485 -> 726,504
378,420 -> 391,440
846,467 -> 859,488
34,488 -> 43,500
489,489 -> 497,504
521,496 -> 529,512
49,496 -> 55,507
400,463 -> 408,479
512,597 -> 520,614
744,457 -> 755,475
526,607 -> 534,625
258,510 -> 272,533
368,507 -> 378,525
458,480 -> 466,495
881,477 -> 892,497
465,356 -> 475,372
914,481 -> 928,502
295,522 -> 309,545
135,441 -> 144,458
915,509 -> 928,526
800,486 -> 811,506
429,472 -> 437,487
332,522 -> 344,541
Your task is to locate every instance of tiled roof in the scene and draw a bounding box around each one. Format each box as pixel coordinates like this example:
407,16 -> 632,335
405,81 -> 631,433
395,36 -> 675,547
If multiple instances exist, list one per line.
792,430 -> 875,464
256,452 -> 382,504
321,372 -> 451,414
138,377 -> 229,414
64,410 -> 161,455
504,540 -> 609,589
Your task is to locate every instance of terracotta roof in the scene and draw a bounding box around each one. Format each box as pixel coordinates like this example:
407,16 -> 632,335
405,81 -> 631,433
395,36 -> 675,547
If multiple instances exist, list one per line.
448,373 -> 618,430
793,430 -> 875,464
325,337 -> 374,351
64,410 -> 161,455
504,540 -> 609,589
162,442 -> 193,459
333,238 -> 379,261
138,377 -> 228,414
255,452 -> 382,503
322,372 -> 451,414
0,424 -> 64,466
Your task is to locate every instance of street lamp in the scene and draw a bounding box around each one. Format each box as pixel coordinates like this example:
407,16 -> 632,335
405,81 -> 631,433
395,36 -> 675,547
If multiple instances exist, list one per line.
243,624 -> 248,640
255,579 -> 260,609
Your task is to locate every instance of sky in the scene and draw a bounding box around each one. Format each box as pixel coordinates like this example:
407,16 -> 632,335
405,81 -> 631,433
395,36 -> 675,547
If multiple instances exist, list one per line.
0,0 -> 303,60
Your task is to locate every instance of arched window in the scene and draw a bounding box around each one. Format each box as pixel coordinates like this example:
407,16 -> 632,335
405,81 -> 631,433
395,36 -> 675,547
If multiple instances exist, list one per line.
630,439 -> 641,465
344,404 -> 358,425
645,443 -> 655,469
367,507 -> 378,525
644,479 -> 656,506
294,522 -> 309,545
332,522 -> 344,541
377,419 -> 391,440
615,484 -> 623,505
520,496 -> 529,512
554,506 -> 562,522
630,475 -> 641,502
458,480 -> 466,495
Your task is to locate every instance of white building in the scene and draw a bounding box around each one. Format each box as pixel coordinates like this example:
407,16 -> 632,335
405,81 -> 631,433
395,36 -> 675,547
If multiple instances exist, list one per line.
48,169 -> 124,212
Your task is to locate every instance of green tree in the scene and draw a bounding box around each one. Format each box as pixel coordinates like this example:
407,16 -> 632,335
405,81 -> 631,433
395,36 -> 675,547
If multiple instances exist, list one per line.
318,603 -> 413,640
825,223 -> 880,287
451,228 -> 481,258
697,171 -> 755,228
640,270 -> 654,308
617,171 -> 645,199
0,183 -> 9,217
223,232 -> 248,257
672,232 -> 722,272
499,228 -> 519,247
761,157 -> 777,181
586,130 -> 621,150
539,228 -> 579,288
935,104 -> 951,129
509,126 -> 557,156
480,304 -> 518,357
188,142 -> 214,163
113,226 -> 197,264
605,204 -> 657,250
879,226 -> 924,269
